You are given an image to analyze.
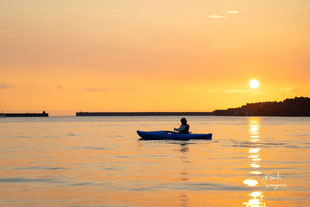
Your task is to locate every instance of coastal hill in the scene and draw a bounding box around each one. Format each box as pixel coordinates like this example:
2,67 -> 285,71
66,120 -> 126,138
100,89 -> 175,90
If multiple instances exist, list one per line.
213,97 -> 310,116
76,97 -> 310,117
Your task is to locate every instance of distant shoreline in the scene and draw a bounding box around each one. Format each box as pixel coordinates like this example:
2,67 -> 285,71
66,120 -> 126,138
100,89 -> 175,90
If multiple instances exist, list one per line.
75,112 -> 310,117
2,113 -> 309,117
76,97 -> 310,117
1,97 -> 309,117
76,112 -> 214,116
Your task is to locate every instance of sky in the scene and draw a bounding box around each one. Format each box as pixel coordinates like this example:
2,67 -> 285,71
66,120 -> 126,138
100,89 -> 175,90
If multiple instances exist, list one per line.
1,0 -> 310,115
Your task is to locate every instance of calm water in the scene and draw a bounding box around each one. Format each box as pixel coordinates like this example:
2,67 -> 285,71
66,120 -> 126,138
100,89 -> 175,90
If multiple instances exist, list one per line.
0,116 -> 310,207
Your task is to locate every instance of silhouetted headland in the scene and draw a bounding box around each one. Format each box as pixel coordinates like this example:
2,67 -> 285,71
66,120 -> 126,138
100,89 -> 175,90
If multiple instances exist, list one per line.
213,97 -> 310,116
77,97 -> 310,117
0,111 -> 48,117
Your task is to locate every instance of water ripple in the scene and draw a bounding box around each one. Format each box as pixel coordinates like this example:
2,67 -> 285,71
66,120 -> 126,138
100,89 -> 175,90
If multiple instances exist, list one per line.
15,166 -> 67,170
0,177 -> 62,183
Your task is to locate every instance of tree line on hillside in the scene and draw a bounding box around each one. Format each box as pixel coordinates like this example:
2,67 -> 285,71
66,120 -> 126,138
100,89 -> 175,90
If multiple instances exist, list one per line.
213,97 -> 310,116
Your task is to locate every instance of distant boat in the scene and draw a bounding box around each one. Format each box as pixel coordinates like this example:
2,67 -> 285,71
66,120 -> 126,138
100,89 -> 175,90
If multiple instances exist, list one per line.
0,111 -> 48,117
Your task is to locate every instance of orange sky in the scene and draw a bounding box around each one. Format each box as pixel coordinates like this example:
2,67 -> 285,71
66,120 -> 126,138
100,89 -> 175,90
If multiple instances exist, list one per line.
1,1 -> 309,115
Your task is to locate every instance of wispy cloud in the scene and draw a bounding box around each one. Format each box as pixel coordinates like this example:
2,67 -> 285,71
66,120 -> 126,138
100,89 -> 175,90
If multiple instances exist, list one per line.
206,15 -> 227,19
85,87 -> 135,92
280,88 -> 304,93
0,82 -> 16,89
56,85 -> 64,89
23,83 -> 38,88
86,87 -> 107,92
205,89 -> 215,93
224,89 -> 260,94
186,87 -> 215,94
0,29 -> 15,38
226,10 -> 239,14
207,10 -> 239,19
111,9 -> 121,12
224,89 -> 246,93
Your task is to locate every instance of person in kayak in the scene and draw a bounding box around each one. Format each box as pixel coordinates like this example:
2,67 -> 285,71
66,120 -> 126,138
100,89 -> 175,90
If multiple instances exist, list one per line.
174,118 -> 190,134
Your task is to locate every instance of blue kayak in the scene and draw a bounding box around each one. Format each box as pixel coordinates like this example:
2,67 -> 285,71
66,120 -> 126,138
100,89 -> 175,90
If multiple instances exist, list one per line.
137,130 -> 212,140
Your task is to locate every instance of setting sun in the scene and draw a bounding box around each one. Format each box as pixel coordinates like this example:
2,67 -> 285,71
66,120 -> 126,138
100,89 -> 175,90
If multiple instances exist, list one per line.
1,1 -> 310,206
249,79 -> 260,89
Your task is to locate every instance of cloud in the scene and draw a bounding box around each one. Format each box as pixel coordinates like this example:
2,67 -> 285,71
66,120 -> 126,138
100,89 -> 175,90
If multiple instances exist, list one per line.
224,89 -> 261,94
224,89 -> 246,93
85,87 -> 107,92
205,89 -> 215,93
85,87 -> 136,92
206,10 -> 239,19
0,29 -> 10,34
111,9 -> 121,12
0,29 -> 15,38
206,15 -> 227,19
280,88 -> 304,93
23,83 -> 38,88
186,87 -> 215,94
226,10 -> 239,14
0,83 -> 16,89
56,85 -> 64,89
280,88 -> 293,93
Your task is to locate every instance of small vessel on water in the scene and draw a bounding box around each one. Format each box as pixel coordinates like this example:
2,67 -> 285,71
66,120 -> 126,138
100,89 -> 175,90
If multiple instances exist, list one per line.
0,111 -> 48,117
137,130 -> 212,140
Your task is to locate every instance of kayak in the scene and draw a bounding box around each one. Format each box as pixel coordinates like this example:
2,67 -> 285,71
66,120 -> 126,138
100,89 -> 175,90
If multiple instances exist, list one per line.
137,130 -> 212,140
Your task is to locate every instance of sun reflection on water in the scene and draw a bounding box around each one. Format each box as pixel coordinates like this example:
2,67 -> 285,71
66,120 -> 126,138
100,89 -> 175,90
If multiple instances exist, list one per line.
250,171 -> 262,175
243,191 -> 266,207
243,179 -> 259,187
249,148 -> 260,153
250,163 -> 260,168
243,117 -> 266,206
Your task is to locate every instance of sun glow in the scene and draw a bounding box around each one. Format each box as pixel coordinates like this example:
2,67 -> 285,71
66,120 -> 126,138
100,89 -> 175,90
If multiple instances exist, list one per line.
249,79 -> 260,89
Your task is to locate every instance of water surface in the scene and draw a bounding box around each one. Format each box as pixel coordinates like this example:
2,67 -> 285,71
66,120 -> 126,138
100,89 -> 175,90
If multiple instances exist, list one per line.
0,116 -> 309,206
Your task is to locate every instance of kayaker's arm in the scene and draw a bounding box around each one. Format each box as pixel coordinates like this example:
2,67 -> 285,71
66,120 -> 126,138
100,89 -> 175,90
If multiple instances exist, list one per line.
174,125 -> 186,132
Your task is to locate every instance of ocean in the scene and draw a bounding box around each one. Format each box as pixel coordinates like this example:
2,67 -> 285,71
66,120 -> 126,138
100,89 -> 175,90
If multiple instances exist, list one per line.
0,116 -> 309,207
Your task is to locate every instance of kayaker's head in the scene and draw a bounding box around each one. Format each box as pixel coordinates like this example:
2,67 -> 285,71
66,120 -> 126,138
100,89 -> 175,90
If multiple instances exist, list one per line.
180,118 -> 187,125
